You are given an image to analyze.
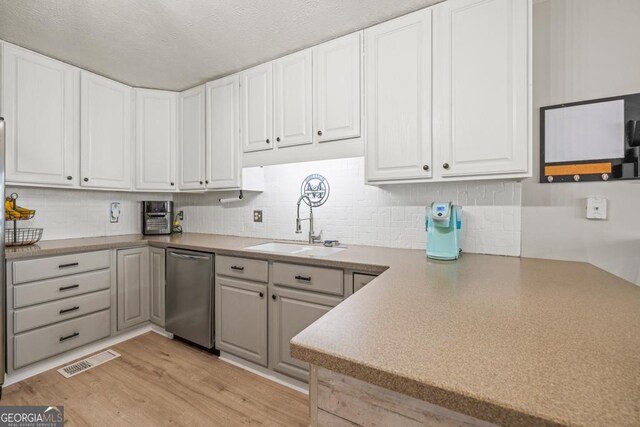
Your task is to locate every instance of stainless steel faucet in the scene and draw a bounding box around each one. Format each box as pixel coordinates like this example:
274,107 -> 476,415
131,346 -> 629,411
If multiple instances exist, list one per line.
296,195 -> 322,244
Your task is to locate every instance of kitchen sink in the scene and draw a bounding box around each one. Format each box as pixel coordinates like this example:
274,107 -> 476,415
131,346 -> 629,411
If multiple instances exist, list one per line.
244,242 -> 346,257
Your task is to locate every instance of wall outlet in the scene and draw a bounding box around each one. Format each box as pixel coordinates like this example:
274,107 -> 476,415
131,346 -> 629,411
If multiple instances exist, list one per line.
253,210 -> 263,223
586,197 -> 607,220
110,202 -> 121,223
177,210 -> 184,221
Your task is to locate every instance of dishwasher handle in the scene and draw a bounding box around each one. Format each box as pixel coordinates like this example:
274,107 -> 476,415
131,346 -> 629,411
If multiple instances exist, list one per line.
168,252 -> 210,261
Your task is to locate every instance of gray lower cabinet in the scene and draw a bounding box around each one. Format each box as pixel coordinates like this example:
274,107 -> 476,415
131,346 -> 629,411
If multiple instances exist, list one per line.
7,250 -> 115,372
149,247 -> 165,327
353,273 -> 377,293
117,247 -> 150,330
270,287 -> 342,381
214,256 -> 347,382
215,276 -> 268,366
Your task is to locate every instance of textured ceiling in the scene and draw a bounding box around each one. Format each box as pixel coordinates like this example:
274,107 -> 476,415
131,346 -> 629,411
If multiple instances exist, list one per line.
0,0 -> 443,91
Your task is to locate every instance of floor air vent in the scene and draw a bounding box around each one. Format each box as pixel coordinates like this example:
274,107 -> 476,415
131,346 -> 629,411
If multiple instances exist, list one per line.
57,349 -> 121,378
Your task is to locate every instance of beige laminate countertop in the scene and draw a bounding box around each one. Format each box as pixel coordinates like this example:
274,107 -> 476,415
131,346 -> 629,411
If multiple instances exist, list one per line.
6,233 -> 640,426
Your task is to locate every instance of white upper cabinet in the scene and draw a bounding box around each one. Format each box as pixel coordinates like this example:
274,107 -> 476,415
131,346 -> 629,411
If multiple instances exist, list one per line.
365,9 -> 433,183
313,32 -> 362,143
80,71 -> 133,190
434,0 -> 530,178
135,89 -> 178,191
241,63 -> 273,153
178,85 -> 206,190
206,74 -> 241,189
273,49 -> 313,148
2,44 -> 79,187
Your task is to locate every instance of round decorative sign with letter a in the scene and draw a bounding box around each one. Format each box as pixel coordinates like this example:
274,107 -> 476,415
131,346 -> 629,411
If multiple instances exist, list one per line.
300,174 -> 330,207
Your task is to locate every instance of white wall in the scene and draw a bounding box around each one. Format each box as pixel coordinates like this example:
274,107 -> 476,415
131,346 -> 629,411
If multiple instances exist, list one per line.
5,186 -> 171,241
522,0 -> 640,285
175,157 -> 522,256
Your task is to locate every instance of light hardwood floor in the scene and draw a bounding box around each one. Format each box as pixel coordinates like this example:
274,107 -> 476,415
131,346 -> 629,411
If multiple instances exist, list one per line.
2,332 -> 309,426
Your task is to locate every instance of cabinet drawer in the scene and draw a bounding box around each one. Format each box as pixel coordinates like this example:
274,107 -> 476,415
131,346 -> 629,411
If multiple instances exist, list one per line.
13,250 -> 111,284
273,262 -> 343,296
353,273 -> 377,293
13,269 -> 111,308
216,255 -> 268,283
14,290 -> 111,334
14,309 -> 111,369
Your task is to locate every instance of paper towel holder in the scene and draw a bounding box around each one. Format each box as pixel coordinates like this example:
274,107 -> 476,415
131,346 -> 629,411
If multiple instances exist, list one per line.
219,190 -> 244,204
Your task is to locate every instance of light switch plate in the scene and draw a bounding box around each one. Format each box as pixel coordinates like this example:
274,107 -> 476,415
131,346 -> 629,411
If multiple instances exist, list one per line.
110,202 -> 121,223
586,197 -> 607,220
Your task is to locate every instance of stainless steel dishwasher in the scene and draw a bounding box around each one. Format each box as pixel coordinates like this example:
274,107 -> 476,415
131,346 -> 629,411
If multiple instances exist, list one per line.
166,248 -> 215,349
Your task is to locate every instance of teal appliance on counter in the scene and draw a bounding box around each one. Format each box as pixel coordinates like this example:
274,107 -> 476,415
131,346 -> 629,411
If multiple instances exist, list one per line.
426,202 -> 462,260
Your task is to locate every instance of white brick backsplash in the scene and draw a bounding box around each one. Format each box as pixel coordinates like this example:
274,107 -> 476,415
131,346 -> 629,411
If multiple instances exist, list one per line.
4,158 -> 522,256
175,157 -> 522,256
5,187 -> 171,241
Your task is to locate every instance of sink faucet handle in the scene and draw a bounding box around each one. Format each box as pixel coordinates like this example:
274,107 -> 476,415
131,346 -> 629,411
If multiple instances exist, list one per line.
312,229 -> 323,243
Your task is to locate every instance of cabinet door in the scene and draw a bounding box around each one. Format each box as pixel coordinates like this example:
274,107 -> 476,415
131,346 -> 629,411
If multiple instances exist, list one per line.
80,71 -> 132,189
434,0 -> 529,177
353,273 -> 377,293
206,75 -> 241,189
215,276 -> 268,366
117,247 -> 149,330
365,9 -> 433,183
273,49 -> 313,148
270,287 -> 341,381
241,63 -> 273,153
2,44 -> 79,187
314,32 -> 361,143
178,85 -> 206,190
149,247 -> 165,327
135,89 -> 177,190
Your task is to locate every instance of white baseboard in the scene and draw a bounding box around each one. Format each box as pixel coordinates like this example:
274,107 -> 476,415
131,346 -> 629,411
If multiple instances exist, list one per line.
4,325 -> 308,399
149,324 -> 172,339
219,351 -> 309,395
4,325 -> 152,387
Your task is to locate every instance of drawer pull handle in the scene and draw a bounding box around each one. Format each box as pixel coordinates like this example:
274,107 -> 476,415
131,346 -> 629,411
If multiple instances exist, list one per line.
59,332 -> 80,342
59,262 -> 79,269
230,265 -> 245,271
59,284 -> 80,291
59,306 -> 80,315
295,275 -> 312,282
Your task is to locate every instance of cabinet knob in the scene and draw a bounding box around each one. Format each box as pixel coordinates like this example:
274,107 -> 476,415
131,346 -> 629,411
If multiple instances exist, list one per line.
259,292 -> 264,298
83,177 -> 89,182
67,176 -> 73,180
276,137 -> 281,142
443,163 -> 450,170
272,294 -> 277,301
170,182 -> 175,186
422,165 -> 429,171
205,180 -> 209,184
200,181 -> 203,185
317,130 -> 323,136
266,139 -> 270,144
